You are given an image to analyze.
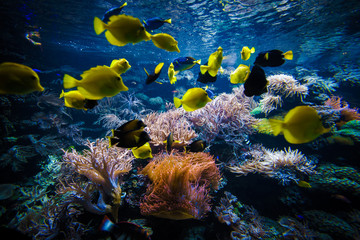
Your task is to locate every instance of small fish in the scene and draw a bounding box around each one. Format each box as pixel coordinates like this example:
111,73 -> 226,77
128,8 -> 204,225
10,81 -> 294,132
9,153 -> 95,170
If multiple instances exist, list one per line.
241,46 -> 255,61
254,49 -> 293,67
59,90 -> 87,110
143,17 -> 171,31
297,180 -> 312,188
205,87 -> 215,99
102,2 -> 128,23
100,215 -> 151,240
197,65 -> 217,84
144,62 -> 164,84
94,14 -> 151,46
200,47 -> 223,77
132,142 -> 153,159
185,140 -> 207,152
0,62 -> 44,95
172,57 -> 201,72
168,63 -> 177,84
150,33 -> 180,52
268,106 -> 331,144
166,132 -> 174,153
174,87 -> 212,112
230,64 -> 250,84
331,194 -> 351,204
109,58 -> 131,74
108,129 -> 151,148
243,64 -> 268,97
114,119 -> 146,134
63,65 -> 128,100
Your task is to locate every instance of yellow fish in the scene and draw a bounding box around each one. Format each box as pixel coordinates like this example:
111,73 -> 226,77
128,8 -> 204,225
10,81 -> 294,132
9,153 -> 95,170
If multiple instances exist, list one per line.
59,90 -> 87,110
0,62 -> 44,95
297,180 -> 311,188
174,87 -> 212,112
200,47 -> 223,77
241,46 -> 255,61
268,106 -> 331,144
168,63 -> 178,84
94,14 -> 151,46
109,58 -> 131,74
230,64 -> 250,84
132,142 -> 153,159
150,33 -> 180,52
63,66 -> 128,100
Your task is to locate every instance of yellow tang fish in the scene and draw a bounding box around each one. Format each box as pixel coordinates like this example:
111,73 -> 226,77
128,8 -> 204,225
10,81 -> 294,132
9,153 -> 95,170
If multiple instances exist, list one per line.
174,87 -> 212,112
109,58 -> 131,74
241,46 -> 255,61
150,33 -> 180,52
94,14 -> 151,46
168,63 -> 178,84
132,142 -> 153,159
268,106 -> 331,144
230,64 -> 250,84
0,62 -> 44,95
297,180 -> 312,188
59,90 -> 87,110
200,46 -> 223,77
63,65 -> 128,100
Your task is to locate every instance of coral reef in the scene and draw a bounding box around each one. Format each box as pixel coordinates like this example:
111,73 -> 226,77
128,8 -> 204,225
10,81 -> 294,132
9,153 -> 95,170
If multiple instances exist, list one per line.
188,86 -> 258,146
228,146 -> 316,185
58,138 -> 133,221
309,164 -> 360,196
324,95 -> 360,127
140,151 -> 220,220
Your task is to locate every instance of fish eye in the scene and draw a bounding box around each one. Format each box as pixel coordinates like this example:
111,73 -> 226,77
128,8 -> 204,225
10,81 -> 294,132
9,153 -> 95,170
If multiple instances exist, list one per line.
31,76 -> 37,80
140,26 -> 145,31
116,77 -> 121,81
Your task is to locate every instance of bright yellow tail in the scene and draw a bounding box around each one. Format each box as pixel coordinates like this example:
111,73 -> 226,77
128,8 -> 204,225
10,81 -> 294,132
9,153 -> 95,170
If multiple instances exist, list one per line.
283,50 -> 293,60
94,17 -> 106,35
174,97 -> 182,108
63,74 -> 78,89
165,18 -> 172,24
268,119 -> 284,136
250,47 -> 255,53
200,65 -> 208,75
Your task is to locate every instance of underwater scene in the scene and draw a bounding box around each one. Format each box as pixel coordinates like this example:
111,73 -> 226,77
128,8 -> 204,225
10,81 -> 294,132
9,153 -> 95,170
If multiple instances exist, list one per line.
1,0 -> 360,239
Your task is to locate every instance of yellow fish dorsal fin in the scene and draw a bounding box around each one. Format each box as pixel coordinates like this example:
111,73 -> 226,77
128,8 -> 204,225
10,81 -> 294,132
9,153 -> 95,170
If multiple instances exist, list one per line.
164,18 -> 172,24
265,52 -> 269,60
155,62 -> 164,74
59,90 -> 65,99
283,50 -> 293,60
250,47 -> 255,53
144,67 -> 149,76
110,59 -> 118,68
80,65 -> 112,79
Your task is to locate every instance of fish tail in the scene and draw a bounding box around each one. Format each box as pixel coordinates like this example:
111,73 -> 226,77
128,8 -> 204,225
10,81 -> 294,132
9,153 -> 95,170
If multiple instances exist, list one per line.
164,18 -> 172,24
143,67 -> 149,76
174,97 -> 182,108
94,17 -> 106,35
63,74 -> 79,89
107,136 -> 117,148
195,59 -> 201,65
268,119 -> 284,136
100,215 -> 115,232
59,90 -> 65,98
200,65 -> 209,75
250,47 -> 255,53
121,2 -> 128,8
283,50 -> 293,60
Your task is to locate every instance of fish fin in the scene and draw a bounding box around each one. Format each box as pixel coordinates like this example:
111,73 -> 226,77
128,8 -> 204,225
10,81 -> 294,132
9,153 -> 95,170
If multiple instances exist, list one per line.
174,97 -> 182,108
63,74 -> 79,89
182,104 -> 195,112
105,31 -> 127,46
143,67 -> 149,76
195,59 -> 201,65
170,76 -> 177,84
200,65 -> 209,74
155,81 -> 162,84
59,90 -> 65,98
121,2 -> 128,8
268,119 -> 284,136
94,17 -> 106,35
219,67 -> 225,74
155,62 -> 164,74
164,18 -> 172,24
110,59 -> 118,68
100,215 -> 115,232
250,47 -> 255,53
283,50 -> 293,60
265,52 -> 269,60
174,70 -> 180,75
107,136 -> 114,148
208,69 -> 218,77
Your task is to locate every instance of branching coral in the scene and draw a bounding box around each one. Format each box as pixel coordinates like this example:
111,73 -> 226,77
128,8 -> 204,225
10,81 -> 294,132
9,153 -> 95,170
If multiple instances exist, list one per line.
324,95 -> 360,127
228,146 -> 316,185
140,151 -> 220,220
58,138 -> 133,221
188,86 -> 259,146
143,107 -> 197,150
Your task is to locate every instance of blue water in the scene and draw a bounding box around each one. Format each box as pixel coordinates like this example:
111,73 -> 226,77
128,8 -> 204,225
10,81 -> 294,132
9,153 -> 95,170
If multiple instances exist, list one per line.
1,0 -> 360,239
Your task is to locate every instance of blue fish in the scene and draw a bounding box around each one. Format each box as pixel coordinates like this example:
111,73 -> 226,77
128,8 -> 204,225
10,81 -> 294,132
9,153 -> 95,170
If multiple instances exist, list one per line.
143,17 -> 171,31
172,57 -> 201,72
102,2 -> 127,23
206,88 -> 215,99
